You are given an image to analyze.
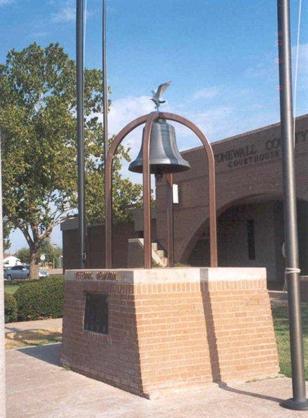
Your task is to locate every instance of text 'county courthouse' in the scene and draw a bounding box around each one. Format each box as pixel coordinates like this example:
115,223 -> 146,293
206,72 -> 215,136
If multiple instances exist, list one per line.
62,114 -> 308,288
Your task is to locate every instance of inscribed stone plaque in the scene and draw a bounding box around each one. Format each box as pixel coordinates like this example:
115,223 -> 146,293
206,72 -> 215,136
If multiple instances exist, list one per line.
84,293 -> 108,334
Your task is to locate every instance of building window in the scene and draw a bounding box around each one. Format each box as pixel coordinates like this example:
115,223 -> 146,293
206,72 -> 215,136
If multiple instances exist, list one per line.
84,293 -> 108,334
247,220 -> 256,260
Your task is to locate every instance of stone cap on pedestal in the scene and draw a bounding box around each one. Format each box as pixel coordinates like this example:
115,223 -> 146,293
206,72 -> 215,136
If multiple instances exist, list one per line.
65,267 -> 266,287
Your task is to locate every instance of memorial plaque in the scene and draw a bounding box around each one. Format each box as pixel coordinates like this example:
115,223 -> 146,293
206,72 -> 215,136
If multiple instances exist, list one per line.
84,293 -> 108,334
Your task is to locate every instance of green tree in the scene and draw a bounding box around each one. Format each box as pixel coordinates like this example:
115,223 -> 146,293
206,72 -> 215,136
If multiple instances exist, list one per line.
16,240 -> 62,267
39,240 -> 62,267
0,43 -> 142,278
15,247 -> 30,264
3,218 -> 11,252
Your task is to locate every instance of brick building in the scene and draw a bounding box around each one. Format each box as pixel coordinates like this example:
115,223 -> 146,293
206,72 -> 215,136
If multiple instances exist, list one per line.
62,114 -> 308,288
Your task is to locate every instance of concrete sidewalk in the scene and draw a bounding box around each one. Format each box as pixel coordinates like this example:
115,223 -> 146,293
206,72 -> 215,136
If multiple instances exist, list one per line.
5,318 -> 62,350
6,343 -> 308,418
5,318 -> 62,334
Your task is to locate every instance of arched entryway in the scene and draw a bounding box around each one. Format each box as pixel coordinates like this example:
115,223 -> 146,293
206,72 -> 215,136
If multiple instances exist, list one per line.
186,196 -> 308,289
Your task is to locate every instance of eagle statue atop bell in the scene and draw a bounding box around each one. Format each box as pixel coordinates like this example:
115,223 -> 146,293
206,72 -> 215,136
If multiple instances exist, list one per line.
128,82 -> 191,175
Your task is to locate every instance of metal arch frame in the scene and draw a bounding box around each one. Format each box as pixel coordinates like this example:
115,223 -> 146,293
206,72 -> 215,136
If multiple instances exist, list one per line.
105,111 -> 218,269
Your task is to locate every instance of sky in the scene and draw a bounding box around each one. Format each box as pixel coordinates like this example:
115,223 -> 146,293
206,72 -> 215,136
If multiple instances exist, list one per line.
1,0 -> 308,251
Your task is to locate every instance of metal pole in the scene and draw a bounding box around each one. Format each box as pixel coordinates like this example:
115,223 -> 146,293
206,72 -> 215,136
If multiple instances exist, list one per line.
142,113 -> 157,268
277,0 -> 308,410
102,0 -> 109,268
102,0 -> 108,166
76,0 -> 86,268
0,133 -> 6,417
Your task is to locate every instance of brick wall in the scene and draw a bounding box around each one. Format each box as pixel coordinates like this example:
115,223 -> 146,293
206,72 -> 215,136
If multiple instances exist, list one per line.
201,278 -> 278,382
62,222 -> 136,270
62,220 -> 157,270
61,278 -> 143,395
62,268 -> 279,397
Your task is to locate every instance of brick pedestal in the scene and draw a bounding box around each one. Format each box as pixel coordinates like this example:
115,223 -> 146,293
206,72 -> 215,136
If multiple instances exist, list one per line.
61,268 -> 279,398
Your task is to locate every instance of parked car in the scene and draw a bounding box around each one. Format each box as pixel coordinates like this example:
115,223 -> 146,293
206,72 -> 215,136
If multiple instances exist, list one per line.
4,265 -> 49,280
39,269 -> 49,278
4,265 -> 29,280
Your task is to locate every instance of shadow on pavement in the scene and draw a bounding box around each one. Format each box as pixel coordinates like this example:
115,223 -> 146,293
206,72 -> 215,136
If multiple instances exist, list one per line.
219,382 -> 283,403
5,326 -> 22,333
18,343 -> 62,366
6,328 -> 62,349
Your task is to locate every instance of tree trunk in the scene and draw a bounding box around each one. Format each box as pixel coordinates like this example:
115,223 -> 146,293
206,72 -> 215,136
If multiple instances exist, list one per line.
29,251 -> 39,279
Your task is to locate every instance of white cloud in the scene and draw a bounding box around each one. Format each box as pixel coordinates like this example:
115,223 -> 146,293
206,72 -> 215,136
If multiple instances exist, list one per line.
109,95 -> 154,147
172,106 -> 234,149
52,2 -> 75,23
192,87 -> 220,101
0,0 -> 13,6
103,95 -> 154,183
109,96 -> 153,135
244,62 -> 272,79
52,1 -> 92,24
189,107 -> 234,139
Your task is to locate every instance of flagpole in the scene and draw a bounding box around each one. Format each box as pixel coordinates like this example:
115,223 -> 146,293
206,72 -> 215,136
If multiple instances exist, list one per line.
102,0 -> 109,267
76,0 -> 86,268
103,0 -> 108,165
277,0 -> 308,410
0,132 -> 6,417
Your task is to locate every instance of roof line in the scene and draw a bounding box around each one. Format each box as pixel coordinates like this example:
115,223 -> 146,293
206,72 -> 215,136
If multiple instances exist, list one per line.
181,113 -> 308,155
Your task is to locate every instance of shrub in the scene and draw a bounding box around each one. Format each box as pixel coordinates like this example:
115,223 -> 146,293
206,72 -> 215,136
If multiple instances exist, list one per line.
15,276 -> 64,321
5,293 -> 18,323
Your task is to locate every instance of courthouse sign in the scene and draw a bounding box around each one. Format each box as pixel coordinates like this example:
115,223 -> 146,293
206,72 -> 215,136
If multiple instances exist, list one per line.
215,128 -> 308,169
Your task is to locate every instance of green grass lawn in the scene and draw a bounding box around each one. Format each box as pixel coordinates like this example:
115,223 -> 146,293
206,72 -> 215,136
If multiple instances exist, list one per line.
272,302 -> 308,380
4,283 -> 20,295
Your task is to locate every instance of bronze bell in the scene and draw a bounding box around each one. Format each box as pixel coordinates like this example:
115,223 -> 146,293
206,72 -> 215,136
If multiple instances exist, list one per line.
128,119 -> 191,175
